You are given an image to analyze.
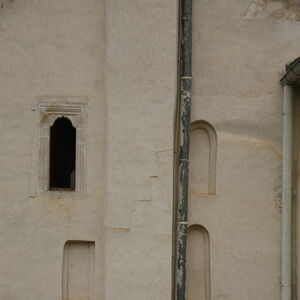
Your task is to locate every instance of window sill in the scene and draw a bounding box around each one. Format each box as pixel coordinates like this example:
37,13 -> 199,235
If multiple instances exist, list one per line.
31,189 -> 87,199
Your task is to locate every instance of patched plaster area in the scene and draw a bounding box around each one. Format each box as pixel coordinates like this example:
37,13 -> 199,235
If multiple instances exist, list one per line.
244,0 -> 300,21
130,150 -> 173,229
107,149 -> 172,231
0,0 -> 12,16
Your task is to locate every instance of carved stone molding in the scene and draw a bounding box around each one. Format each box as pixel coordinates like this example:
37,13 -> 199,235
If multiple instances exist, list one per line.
30,97 -> 88,197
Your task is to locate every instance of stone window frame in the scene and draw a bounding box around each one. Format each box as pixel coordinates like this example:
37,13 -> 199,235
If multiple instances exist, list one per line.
31,97 -> 88,197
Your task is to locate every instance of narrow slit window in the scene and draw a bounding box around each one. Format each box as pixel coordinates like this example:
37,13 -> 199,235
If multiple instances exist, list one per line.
49,117 -> 76,190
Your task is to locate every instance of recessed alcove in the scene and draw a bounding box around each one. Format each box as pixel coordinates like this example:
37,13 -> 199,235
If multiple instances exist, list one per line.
189,121 -> 217,196
186,225 -> 211,300
62,241 -> 95,300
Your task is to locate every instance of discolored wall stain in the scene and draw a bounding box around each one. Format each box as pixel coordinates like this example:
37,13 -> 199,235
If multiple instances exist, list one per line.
0,0 -> 13,16
244,0 -> 300,21
270,3 -> 300,21
243,0 -> 267,20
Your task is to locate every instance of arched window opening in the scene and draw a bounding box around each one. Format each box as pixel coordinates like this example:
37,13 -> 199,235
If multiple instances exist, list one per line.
49,117 -> 76,190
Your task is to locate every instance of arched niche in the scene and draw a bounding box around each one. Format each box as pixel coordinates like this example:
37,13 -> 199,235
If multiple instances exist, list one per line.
62,241 -> 95,300
189,120 -> 217,196
186,225 -> 211,300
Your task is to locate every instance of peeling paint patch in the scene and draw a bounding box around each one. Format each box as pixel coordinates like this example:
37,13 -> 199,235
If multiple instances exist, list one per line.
243,0 -> 267,20
274,174 -> 282,212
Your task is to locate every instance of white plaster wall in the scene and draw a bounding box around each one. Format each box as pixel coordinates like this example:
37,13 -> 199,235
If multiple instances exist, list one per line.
189,0 -> 300,299
104,1 -> 177,299
0,1 -> 177,300
1,0 -> 300,299
0,1 -> 105,299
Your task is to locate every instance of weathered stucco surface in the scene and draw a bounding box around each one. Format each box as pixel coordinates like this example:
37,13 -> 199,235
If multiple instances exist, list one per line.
104,1 -> 177,299
0,0 -> 13,16
188,0 -> 300,299
0,0 -> 299,299
0,1 -> 106,299
0,1 -> 176,300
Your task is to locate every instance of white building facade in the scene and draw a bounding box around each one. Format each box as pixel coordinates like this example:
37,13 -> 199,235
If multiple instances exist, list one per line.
0,0 -> 299,299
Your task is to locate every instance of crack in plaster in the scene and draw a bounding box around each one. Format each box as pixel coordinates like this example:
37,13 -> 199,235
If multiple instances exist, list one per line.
129,149 -> 172,229
109,149 -> 173,231
135,149 -> 172,199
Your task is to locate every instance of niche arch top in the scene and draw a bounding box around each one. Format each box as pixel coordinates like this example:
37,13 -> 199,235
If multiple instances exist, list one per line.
31,97 -> 88,196
189,120 -> 217,196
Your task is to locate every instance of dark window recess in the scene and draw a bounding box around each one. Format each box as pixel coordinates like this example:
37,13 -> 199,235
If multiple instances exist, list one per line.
50,117 -> 76,190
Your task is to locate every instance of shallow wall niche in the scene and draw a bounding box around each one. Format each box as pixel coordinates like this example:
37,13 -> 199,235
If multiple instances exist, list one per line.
189,121 -> 217,196
62,241 -> 95,300
186,225 -> 211,300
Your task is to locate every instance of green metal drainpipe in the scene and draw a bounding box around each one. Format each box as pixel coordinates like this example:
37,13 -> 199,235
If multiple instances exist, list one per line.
175,0 -> 192,299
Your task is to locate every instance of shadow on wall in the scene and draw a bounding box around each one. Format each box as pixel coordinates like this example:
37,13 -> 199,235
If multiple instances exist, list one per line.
189,121 -> 217,196
186,225 -> 211,300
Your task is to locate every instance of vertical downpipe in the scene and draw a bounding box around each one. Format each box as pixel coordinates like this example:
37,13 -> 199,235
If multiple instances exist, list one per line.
175,1 -> 192,299
282,84 -> 293,300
